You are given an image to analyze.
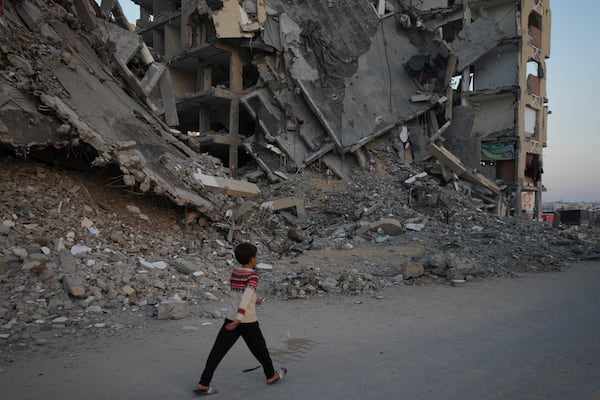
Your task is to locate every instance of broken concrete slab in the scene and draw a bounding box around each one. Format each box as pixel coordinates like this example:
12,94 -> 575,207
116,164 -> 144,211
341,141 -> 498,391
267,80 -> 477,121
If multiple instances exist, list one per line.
141,63 -> 166,96
451,12 -> 506,71
261,197 -> 306,217
1,0 -> 217,218
427,141 -> 501,210
369,218 -> 403,236
442,106 -> 479,171
192,171 -> 260,198
241,88 -> 283,140
72,0 -> 98,31
59,252 -> 86,298
249,63 -> 356,178
105,22 -> 142,66
293,16 -> 435,152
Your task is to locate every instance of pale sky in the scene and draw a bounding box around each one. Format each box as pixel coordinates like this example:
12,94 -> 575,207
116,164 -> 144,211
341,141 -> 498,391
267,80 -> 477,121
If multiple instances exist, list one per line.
116,1 -> 599,203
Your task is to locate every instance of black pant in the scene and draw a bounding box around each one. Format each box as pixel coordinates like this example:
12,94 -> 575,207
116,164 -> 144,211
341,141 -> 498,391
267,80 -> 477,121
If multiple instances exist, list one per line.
199,319 -> 275,386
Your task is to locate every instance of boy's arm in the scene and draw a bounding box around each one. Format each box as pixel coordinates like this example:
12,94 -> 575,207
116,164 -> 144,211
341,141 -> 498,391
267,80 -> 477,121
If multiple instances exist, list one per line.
225,319 -> 240,330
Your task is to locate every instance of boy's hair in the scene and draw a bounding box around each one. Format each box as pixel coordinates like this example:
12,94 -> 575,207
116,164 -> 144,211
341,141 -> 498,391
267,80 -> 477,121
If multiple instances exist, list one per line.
234,243 -> 257,265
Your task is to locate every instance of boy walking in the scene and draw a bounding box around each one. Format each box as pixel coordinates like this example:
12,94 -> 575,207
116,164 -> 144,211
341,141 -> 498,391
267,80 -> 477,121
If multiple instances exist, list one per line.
195,243 -> 286,395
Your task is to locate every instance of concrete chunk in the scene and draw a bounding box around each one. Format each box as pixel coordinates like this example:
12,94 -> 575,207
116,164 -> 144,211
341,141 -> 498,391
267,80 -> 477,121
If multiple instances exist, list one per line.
63,271 -> 86,298
451,13 -> 506,71
157,300 -> 189,320
402,262 -> 425,279
192,171 -> 260,198
369,218 -> 403,236
261,197 -> 306,217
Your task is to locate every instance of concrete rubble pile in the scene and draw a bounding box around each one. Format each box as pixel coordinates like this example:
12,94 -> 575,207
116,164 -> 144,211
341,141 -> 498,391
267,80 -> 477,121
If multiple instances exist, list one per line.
1,158 -> 599,354
0,0 -> 599,356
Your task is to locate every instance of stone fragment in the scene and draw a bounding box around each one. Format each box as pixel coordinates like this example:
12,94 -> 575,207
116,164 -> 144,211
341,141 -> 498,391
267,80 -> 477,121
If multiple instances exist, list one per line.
402,262 -> 425,279
127,205 -> 141,214
157,300 -> 189,320
86,305 -> 104,313
369,219 -> 403,236
319,277 -> 338,292
139,258 -> 168,270
22,261 -> 42,271
12,247 -> 28,258
122,285 -> 136,296
60,253 -> 86,297
181,326 -> 199,332
405,223 -> 425,232
70,244 -> 92,256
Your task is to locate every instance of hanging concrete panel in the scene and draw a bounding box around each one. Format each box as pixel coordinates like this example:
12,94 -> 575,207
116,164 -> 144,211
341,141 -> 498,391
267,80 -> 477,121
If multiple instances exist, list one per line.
451,13 -> 506,71
295,16 -> 434,151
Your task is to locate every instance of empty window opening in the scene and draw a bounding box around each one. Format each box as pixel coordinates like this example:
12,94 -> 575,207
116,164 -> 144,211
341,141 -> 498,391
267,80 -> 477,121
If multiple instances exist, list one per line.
528,11 -> 542,48
450,70 -> 474,91
527,60 -> 539,77
527,60 -> 542,95
528,11 -> 542,30
525,106 -> 537,137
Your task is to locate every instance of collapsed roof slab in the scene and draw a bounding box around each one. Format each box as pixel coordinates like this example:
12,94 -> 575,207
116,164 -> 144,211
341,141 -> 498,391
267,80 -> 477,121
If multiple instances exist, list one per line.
0,0 -> 262,219
0,85 -> 64,145
47,62 -> 219,214
241,74 -> 355,179
292,15 -> 437,152
450,12 -> 506,72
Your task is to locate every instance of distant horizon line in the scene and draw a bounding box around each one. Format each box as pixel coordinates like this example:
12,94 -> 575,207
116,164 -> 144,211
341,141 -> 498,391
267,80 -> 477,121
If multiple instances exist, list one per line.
542,199 -> 600,204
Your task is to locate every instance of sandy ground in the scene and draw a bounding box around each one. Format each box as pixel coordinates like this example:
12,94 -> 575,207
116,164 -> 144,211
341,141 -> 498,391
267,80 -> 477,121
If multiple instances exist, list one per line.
1,262 -> 599,400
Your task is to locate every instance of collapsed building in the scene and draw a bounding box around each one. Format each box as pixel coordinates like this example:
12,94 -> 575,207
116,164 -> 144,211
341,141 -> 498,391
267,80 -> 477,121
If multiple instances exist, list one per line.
130,0 -> 551,217
0,0 -> 550,221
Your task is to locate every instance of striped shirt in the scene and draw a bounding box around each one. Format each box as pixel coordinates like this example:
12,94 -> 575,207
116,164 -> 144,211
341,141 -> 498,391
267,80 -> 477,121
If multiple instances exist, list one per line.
228,268 -> 259,323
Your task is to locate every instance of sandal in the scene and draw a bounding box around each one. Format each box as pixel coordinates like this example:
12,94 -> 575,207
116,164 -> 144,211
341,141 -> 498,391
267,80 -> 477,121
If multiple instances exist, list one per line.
193,386 -> 218,396
267,367 -> 287,385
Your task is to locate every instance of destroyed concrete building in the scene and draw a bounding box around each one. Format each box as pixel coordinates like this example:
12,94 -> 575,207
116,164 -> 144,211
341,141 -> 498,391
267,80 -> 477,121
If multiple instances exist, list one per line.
128,0 -> 551,218
0,0 -> 551,222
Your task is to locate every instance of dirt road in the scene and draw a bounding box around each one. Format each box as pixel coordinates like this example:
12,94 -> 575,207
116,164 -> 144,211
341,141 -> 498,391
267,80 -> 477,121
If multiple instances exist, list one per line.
1,262 -> 599,400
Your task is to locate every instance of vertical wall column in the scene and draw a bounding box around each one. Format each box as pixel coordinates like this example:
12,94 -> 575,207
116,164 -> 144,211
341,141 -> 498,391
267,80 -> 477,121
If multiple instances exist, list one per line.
228,48 -> 243,177
460,3 -> 471,107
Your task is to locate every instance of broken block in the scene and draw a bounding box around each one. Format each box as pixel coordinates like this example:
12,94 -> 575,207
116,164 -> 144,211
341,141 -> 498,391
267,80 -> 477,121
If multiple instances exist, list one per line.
260,197 -> 306,217
157,300 -> 189,320
369,218 -> 403,236
192,171 -> 260,198
402,262 -> 425,279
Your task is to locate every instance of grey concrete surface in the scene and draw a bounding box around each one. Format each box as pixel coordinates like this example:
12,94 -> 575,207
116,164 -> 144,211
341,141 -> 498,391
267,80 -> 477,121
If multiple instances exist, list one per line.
1,262 -> 599,400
